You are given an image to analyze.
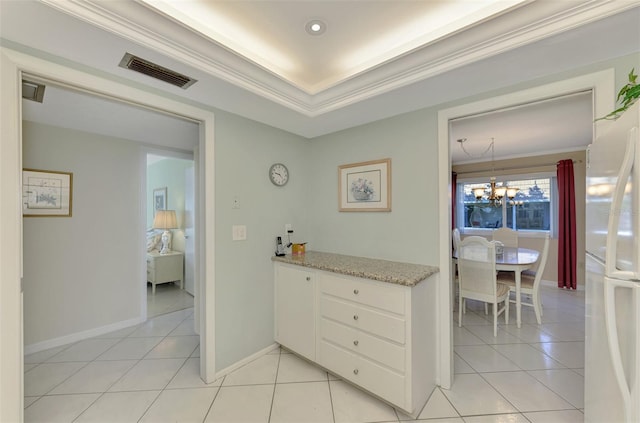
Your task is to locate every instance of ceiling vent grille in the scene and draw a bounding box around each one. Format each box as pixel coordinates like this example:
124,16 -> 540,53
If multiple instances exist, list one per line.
118,53 -> 197,89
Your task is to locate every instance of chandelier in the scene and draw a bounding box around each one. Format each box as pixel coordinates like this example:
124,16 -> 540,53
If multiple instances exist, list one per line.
458,138 -> 519,207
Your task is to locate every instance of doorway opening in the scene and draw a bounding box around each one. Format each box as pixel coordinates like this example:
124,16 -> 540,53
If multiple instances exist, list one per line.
146,153 -> 196,318
437,69 -> 614,389
1,47 -> 218,419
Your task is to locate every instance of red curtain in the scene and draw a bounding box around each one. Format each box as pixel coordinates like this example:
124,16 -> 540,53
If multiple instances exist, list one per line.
557,160 -> 577,289
451,172 -> 457,230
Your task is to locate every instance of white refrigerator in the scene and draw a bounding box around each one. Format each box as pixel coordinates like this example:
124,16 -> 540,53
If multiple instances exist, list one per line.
585,101 -> 639,423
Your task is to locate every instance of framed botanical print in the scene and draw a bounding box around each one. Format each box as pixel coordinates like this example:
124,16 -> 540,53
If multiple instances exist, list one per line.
22,168 -> 73,217
153,187 -> 167,216
338,158 -> 391,212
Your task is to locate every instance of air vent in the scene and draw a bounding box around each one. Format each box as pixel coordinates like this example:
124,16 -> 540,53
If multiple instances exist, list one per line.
22,80 -> 46,103
118,53 -> 197,89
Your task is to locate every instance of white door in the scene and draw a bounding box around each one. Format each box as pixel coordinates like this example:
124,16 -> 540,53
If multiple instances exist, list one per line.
184,165 -> 195,295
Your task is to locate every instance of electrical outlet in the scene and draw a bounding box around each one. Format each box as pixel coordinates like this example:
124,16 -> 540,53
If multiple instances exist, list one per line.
232,196 -> 240,209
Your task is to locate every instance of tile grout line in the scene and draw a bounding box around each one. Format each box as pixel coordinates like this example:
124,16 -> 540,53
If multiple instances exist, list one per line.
326,373 -> 337,423
201,375 -> 225,423
266,347 -> 282,423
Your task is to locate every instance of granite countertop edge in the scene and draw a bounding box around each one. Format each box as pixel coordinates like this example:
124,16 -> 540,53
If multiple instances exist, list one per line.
271,251 -> 439,287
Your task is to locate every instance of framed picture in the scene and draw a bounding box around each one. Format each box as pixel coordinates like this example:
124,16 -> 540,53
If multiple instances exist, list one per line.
153,187 -> 167,215
338,158 -> 391,212
22,168 -> 73,217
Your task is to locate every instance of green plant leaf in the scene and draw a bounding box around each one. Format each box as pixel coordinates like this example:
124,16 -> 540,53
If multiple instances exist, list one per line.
596,68 -> 639,121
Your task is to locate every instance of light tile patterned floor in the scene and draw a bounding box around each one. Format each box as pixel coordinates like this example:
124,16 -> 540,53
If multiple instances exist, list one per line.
146,282 -> 194,318
24,283 -> 585,422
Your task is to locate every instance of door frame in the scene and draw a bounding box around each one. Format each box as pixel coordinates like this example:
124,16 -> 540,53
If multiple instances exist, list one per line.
436,69 -> 615,389
0,46 -> 216,422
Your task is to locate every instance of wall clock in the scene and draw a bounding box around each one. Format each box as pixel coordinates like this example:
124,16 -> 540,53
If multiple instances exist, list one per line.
269,163 -> 289,186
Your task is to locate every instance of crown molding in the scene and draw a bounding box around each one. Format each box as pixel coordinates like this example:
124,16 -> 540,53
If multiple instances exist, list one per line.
40,0 -> 637,117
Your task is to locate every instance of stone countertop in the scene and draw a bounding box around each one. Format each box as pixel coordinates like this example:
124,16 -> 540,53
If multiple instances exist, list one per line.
271,251 -> 438,287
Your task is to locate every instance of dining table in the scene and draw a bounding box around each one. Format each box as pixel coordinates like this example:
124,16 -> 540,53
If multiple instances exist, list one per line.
453,246 -> 540,328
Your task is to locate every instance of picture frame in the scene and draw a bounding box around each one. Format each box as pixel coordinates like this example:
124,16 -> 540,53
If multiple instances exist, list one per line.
22,168 -> 73,217
153,187 -> 167,216
338,158 -> 391,212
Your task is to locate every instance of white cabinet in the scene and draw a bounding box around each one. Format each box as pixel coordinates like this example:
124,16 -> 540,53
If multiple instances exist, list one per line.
274,264 -> 316,361
273,261 -> 437,417
147,251 -> 184,294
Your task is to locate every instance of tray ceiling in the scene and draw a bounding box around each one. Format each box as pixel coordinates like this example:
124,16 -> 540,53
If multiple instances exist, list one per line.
3,1 -> 640,147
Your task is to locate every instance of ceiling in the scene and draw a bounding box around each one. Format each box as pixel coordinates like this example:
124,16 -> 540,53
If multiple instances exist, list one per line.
3,1 -> 640,161
135,0 -> 528,94
450,91 -> 594,163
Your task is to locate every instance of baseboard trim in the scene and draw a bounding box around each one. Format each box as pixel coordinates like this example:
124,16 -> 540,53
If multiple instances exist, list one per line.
214,343 -> 280,380
24,316 -> 144,355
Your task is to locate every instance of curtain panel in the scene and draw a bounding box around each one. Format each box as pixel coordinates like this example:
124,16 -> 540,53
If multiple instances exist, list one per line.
557,159 -> 577,289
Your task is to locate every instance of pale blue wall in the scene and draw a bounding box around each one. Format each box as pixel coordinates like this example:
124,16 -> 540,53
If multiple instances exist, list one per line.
22,122 -> 143,346
213,110 -> 310,369
147,157 -> 193,229
308,108 -> 440,265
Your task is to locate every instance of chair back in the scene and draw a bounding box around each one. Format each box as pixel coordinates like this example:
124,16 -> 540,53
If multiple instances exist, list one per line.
493,227 -> 518,248
531,233 -> 551,287
457,236 -> 497,302
452,228 -> 461,252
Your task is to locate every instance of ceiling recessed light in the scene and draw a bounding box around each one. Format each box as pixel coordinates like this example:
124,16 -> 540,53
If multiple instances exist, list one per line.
305,19 -> 326,36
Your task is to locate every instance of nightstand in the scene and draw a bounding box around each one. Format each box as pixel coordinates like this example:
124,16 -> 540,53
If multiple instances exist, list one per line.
147,251 -> 184,294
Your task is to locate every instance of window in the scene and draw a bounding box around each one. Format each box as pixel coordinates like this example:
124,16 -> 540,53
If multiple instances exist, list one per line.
458,176 -> 555,233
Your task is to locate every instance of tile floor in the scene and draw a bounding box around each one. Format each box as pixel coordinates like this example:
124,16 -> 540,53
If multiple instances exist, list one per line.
24,283 -> 585,422
147,282 -> 194,318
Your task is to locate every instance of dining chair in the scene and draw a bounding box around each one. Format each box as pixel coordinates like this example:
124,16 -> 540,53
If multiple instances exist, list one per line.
457,236 -> 510,336
497,233 -> 550,324
453,229 -> 491,314
492,227 -> 518,248
452,228 -> 461,252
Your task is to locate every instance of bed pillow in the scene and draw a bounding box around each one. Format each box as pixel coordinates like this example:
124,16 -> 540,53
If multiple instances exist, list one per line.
146,230 -> 162,252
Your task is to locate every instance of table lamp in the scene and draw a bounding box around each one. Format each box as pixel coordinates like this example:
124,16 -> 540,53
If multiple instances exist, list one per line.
153,209 -> 177,254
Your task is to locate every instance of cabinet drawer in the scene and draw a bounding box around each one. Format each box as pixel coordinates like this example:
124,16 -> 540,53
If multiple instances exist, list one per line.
320,296 -> 405,344
321,274 -> 405,315
320,317 -> 405,373
319,340 -> 405,408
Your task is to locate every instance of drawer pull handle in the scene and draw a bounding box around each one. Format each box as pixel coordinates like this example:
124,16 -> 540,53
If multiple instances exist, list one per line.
353,369 -> 359,375
306,276 -> 311,281
353,315 -> 359,321
353,289 -> 359,295
353,340 -> 359,346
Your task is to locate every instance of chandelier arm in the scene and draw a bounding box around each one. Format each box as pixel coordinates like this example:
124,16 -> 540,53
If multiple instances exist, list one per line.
458,138 -> 493,159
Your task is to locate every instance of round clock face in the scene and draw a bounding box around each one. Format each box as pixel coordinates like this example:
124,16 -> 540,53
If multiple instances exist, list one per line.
269,163 -> 289,186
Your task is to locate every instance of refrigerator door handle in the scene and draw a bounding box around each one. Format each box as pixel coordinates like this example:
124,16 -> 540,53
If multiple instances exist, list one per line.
605,133 -> 638,280
604,278 -> 639,422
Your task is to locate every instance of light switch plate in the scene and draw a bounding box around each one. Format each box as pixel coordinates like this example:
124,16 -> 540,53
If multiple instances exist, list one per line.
232,225 -> 247,241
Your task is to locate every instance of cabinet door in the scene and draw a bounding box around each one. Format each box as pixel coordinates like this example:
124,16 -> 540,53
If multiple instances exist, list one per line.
275,264 -> 315,360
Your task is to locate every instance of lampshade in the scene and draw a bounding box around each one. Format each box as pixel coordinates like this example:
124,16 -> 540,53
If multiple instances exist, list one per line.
494,186 -> 507,198
506,187 -> 519,199
153,210 -> 177,230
